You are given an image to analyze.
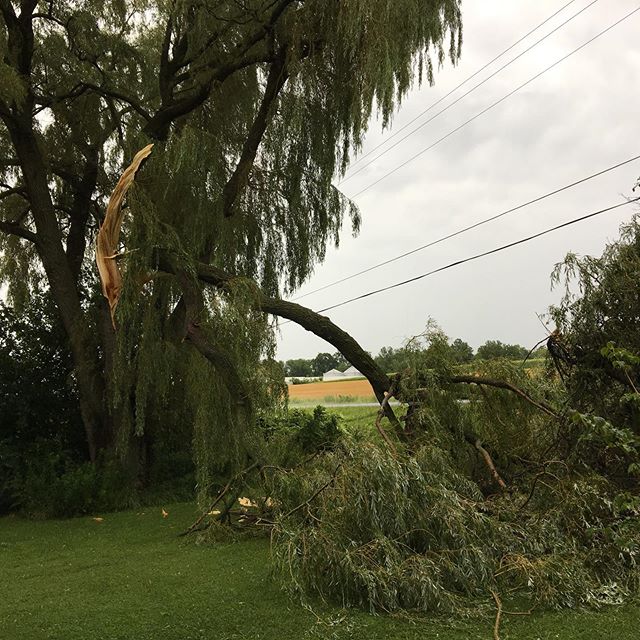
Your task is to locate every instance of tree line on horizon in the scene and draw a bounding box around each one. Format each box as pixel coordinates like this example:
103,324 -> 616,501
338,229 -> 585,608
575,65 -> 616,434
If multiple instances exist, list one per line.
282,338 -> 546,377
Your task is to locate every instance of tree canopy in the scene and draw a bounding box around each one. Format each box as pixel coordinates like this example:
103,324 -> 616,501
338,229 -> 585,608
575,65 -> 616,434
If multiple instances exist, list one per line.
0,1 -> 463,478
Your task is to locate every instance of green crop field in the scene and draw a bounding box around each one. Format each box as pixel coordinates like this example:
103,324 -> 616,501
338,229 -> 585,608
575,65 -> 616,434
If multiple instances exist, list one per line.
1,502 -> 638,639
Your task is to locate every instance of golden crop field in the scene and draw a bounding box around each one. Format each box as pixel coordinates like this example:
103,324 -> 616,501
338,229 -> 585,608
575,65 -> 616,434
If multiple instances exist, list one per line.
287,378 -> 375,401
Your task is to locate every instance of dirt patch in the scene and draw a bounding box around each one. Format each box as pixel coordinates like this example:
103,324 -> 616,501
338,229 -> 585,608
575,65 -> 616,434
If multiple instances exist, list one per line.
288,378 -> 375,401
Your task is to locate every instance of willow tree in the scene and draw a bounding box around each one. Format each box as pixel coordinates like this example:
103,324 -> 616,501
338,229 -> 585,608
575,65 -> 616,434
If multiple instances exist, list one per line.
0,1 -> 462,471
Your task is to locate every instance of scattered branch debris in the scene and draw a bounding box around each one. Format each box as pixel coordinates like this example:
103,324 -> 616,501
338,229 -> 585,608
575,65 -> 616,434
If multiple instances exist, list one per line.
179,461 -> 259,537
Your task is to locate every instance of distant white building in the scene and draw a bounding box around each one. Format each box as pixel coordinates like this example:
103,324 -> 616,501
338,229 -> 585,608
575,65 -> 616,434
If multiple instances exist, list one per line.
322,366 -> 363,381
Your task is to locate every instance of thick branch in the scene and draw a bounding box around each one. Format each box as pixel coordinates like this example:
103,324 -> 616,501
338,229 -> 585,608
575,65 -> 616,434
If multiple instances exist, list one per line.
143,0 -> 297,140
0,219 -> 38,243
192,262 -> 392,401
144,49 -> 273,140
66,148 -> 100,281
448,375 -> 560,419
156,254 -> 398,426
222,51 -> 288,217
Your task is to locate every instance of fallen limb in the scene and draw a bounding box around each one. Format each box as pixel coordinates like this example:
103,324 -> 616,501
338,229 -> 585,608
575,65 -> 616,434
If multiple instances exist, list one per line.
465,432 -> 507,491
447,375 -> 560,419
179,461 -> 259,537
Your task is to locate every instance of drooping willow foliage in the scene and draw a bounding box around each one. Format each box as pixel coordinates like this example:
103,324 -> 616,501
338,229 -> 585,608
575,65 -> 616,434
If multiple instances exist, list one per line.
101,0 -> 462,487
271,439 -> 640,614
550,214 -> 640,432
266,328 -> 640,615
0,0 -> 464,476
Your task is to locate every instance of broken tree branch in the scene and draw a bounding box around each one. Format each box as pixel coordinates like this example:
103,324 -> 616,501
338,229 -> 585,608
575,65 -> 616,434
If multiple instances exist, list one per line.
96,144 -> 153,327
179,461 -> 260,537
472,436 -> 507,491
155,252 -> 400,429
447,375 -> 560,419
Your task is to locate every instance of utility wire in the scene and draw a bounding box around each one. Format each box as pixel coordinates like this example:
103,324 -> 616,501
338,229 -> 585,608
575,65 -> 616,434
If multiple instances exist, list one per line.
341,0 -> 595,183
345,0 -> 580,173
280,198 -> 639,324
348,5 -> 640,199
293,154 -> 640,301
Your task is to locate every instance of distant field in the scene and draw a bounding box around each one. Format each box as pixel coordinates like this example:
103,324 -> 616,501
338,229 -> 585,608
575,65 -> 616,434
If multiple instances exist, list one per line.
288,378 -> 375,402
288,359 -> 546,404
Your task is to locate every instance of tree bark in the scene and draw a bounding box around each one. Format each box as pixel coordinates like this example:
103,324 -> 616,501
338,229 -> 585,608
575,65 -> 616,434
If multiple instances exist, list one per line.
156,254 -> 399,426
0,2 -> 110,461
222,50 -> 289,217
5,117 -> 109,461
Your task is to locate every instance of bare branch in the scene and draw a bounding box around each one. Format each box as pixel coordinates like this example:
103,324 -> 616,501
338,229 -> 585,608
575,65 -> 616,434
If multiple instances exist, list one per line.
222,50 -> 288,217
447,375 -> 560,419
468,434 -> 507,491
490,589 -> 503,640
0,219 -> 38,243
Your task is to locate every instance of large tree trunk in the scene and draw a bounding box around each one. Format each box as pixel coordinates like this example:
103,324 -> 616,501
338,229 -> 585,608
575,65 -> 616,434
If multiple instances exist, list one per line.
7,119 -> 110,462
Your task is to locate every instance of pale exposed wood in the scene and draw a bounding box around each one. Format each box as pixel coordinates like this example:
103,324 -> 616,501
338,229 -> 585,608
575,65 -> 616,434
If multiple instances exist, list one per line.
474,439 -> 507,491
491,588 -> 503,640
96,144 -> 153,327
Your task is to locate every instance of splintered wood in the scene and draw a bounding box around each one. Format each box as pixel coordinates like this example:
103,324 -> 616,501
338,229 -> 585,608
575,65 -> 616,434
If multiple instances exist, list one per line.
96,144 -> 153,327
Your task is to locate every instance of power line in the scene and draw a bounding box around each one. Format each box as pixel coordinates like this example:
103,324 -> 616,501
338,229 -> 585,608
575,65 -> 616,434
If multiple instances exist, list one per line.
348,5 -> 640,199
345,0 -> 580,173
341,0 -> 596,184
280,198 -> 639,323
316,199 -> 638,313
293,154 -> 640,301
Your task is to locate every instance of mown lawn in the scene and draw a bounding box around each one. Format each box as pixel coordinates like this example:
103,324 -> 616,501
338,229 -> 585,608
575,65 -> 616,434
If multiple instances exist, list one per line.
0,502 -> 638,639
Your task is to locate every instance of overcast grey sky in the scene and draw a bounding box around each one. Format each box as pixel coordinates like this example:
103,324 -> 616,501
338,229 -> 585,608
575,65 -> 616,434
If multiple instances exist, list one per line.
276,0 -> 640,361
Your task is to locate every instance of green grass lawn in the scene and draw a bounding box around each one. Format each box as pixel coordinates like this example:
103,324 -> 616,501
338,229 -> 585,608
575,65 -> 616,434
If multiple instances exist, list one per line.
1,502 -> 638,639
